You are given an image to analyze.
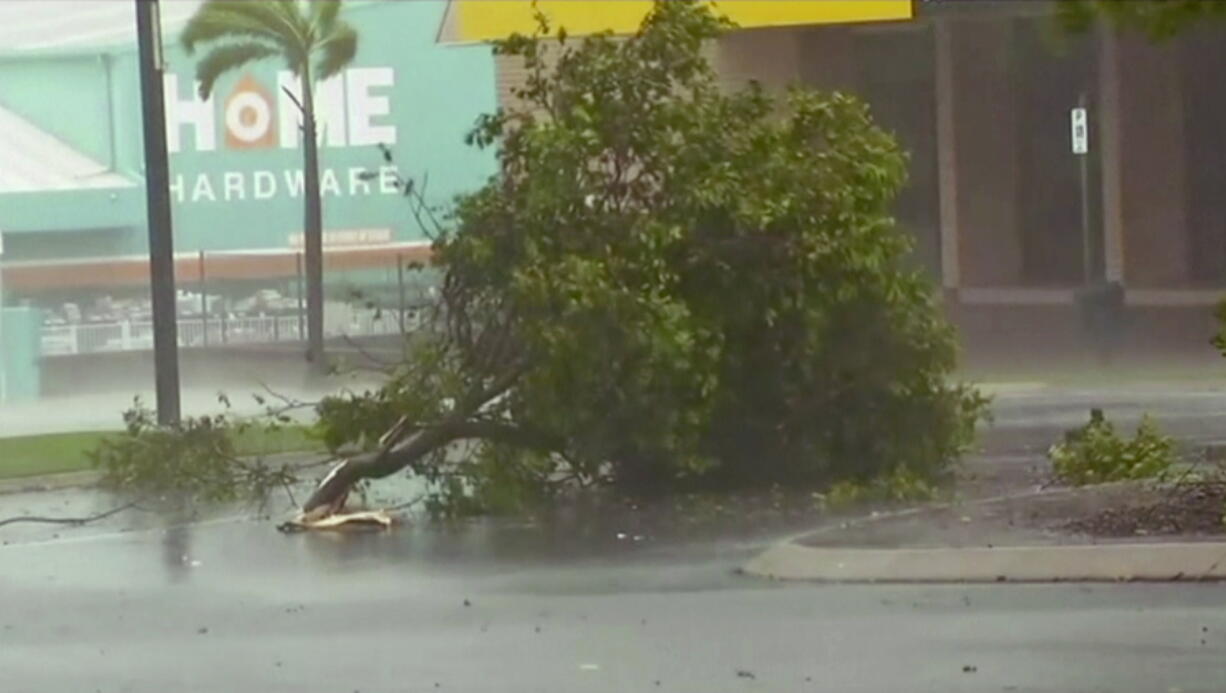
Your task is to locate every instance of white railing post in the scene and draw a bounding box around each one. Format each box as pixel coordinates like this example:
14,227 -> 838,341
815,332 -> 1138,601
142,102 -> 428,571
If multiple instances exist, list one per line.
39,301 -> 413,357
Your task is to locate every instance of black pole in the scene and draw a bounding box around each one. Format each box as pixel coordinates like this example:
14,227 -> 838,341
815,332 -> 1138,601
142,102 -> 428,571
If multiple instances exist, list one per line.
135,0 -> 180,425
198,250 -> 207,348
397,254 -> 406,334
296,252 -> 305,341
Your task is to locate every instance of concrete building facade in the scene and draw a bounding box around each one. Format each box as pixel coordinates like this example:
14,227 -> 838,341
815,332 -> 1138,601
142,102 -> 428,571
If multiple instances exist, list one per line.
663,1 -> 1226,369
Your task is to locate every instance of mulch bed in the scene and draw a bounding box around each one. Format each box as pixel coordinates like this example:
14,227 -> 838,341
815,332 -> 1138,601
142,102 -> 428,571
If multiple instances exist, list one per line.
1060,481 -> 1226,538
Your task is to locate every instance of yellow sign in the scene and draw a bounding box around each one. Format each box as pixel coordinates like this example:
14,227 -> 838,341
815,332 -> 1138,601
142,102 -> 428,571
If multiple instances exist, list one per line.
443,1 -> 914,43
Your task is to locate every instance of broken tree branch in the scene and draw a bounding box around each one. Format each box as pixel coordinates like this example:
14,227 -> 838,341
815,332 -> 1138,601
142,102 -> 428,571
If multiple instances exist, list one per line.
0,500 -> 146,529
299,364 -> 545,515
256,382 -> 319,414
339,334 -> 403,373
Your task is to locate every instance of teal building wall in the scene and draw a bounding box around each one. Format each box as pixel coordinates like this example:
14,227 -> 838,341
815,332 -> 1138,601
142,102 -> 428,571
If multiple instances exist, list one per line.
1,307 -> 41,402
0,0 -> 497,260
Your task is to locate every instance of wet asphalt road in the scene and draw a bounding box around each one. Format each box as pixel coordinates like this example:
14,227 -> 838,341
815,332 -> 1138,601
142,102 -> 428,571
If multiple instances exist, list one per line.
5,384 -> 1226,692
4,514 -> 1226,693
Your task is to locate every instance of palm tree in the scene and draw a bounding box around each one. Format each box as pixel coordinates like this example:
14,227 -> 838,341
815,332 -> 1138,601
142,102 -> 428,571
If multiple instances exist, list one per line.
182,0 -> 358,371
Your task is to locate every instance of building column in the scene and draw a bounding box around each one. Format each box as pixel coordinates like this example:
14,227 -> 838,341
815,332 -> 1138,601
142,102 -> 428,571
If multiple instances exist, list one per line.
1097,29 -> 1125,284
1109,32 -> 1189,288
944,18 -> 1022,288
934,19 -> 958,289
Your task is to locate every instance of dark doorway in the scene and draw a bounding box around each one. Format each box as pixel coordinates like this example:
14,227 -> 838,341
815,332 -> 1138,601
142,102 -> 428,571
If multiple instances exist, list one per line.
1182,27 -> 1226,286
853,26 -> 942,281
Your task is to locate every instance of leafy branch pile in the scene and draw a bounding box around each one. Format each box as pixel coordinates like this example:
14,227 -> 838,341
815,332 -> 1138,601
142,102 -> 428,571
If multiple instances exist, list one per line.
820,466 -> 944,512
1048,409 -> 1175,486
89,398 -> 299,505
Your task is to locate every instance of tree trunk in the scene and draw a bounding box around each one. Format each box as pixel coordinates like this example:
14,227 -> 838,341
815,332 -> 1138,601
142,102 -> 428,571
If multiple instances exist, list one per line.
301,73 -> 326,373
300,424 -> 454,516
301,418 -> 563,516
299,368 -> 546,516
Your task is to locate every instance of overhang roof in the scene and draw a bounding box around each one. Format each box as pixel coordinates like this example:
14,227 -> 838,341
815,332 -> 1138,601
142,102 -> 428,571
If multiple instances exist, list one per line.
0,105 -> 135,194
0,0 -> 384,56
0,0 -> 202,54
2,242 -> 433,290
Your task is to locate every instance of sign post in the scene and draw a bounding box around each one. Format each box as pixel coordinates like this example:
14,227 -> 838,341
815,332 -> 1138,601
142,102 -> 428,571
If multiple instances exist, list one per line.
1071,97 -> 1091,283
1071,95 -> 1121,364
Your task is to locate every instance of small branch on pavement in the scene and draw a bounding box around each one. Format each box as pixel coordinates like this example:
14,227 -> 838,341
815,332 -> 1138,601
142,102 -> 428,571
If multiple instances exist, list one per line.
1199,547 -> 1226,580
0,500 -> 146,529
281,479 -> 299,508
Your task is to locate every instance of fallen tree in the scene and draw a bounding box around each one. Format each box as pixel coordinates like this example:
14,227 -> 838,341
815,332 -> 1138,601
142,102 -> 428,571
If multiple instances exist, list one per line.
92,0 -> 986,521
299,0 -> 986,517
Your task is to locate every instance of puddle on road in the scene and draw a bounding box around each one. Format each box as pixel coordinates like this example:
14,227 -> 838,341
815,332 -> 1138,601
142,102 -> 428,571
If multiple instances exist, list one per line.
0,469 -> 832,590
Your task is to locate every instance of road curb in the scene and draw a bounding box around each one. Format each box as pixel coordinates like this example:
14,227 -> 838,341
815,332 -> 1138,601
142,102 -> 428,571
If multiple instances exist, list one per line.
743,482 -> 1226,583
744,539 -> 1226,583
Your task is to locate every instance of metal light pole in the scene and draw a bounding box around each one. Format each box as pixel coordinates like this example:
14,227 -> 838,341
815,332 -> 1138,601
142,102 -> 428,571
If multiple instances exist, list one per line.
199,250 -> 207,348
0,230 -> 7,406
135,0 -> 181,424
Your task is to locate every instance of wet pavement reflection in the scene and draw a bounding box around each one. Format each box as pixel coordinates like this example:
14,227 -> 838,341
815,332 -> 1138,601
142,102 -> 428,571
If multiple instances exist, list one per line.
6,385 -> 1226,692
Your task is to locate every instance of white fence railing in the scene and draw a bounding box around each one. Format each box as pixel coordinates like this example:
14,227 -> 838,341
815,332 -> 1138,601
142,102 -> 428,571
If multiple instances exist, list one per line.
41,310 -> 407,356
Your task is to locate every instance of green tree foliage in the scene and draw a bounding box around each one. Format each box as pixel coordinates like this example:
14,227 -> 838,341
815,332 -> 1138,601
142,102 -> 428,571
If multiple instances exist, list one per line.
89,398 -> 298,505
822,466 -> 943,512
1048,409 -> 1175,486
303,0 -> 986,514
1058,0 -> 1226,39
1211,301 -> 1226,359
181,1 -> 359,369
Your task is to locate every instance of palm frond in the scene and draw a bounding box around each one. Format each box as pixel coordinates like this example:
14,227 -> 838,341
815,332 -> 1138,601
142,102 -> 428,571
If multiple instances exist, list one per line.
182,15 -> 280,54
265,0 -> 313,72
182,0 -> 351,85
309,1 -> 344,39
181,1 -> 289,53
269,0 -> 310,45
195,41 -> 281,99
214,0 -> 302,35
314,22 -> 358,82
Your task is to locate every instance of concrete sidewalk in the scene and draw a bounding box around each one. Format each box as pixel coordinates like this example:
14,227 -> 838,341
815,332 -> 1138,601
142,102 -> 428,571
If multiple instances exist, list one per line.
743,484 -> 1226,583
746,540 -> 1226,583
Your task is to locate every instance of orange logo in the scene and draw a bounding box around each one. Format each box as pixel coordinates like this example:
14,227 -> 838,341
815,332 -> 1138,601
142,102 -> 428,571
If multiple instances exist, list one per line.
224,74 -> 277,150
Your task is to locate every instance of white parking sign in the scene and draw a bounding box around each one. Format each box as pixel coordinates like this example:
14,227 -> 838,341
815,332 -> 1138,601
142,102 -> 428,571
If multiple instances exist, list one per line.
1071,107 -> 1089,155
